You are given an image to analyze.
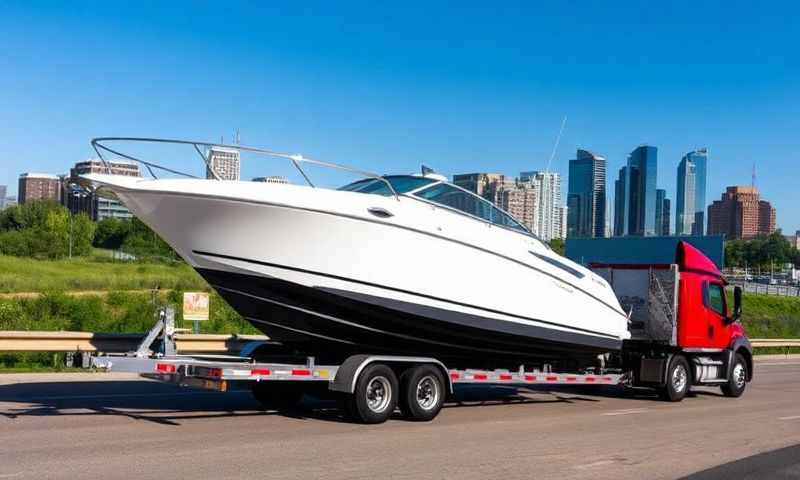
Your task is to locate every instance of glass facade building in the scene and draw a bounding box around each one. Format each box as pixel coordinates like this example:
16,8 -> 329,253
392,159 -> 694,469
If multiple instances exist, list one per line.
676,148 -> 708,236
566,149 -> 606,238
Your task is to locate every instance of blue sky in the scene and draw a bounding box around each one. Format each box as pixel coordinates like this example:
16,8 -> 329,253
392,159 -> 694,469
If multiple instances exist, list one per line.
1,1 -> 798,231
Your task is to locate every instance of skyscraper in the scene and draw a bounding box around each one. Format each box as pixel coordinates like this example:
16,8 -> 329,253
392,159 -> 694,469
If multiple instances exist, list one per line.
0,185 -> 6,209
495,183 -> 537,233
655,189 -> 671,236
520,171 -> 563,241
206,146 -> 241,181
676,148 -> 708,236
566,149 -> 606,238
624,145 -> 658,236
707,186 -> 776,239
613,166 -> 627,236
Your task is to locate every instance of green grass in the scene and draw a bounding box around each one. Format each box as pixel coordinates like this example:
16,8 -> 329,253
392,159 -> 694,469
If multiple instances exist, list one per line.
0,254 -> 206,293
739,292 -> 800,338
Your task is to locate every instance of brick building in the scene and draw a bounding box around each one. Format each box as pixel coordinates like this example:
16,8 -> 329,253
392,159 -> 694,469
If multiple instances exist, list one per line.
18,173 -> 62,204
707,186 -> 776,239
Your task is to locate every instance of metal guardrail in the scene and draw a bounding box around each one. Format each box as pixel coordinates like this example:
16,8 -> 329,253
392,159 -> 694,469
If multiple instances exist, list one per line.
729,281 -> 800,298
0,331 -> 796,353
0,331 -> 269,353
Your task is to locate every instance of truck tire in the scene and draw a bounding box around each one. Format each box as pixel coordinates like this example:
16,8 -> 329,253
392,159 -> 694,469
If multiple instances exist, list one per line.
344,363 -> 398,424
659,355 -> 690,402
251,381 -> 305,411
399,365 -> 446,421
721,353 -> 748,398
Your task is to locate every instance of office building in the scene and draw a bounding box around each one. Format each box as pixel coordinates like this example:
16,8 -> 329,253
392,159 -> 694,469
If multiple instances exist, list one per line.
676,149 -> 708,236
613,166 -> 627,236
566,149 -> 606,238
655,189 -> 671,236
495,183 -> 537,232
453,173 -> 513,204
0,185 -> 5,209
253,176 -> 289,184
67,159 -> 141,220
18,173 -> 62,204
206,146 -> 241,181
520,171 -> 563,241
622,145 -> 658,236
707,186 -> 776,239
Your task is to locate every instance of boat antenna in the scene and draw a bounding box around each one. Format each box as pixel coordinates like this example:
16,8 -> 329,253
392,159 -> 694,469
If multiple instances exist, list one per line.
545,115 -> 567,173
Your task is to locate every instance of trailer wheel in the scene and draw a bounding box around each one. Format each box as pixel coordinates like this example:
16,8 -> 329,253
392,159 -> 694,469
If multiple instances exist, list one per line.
721,353 -> 748,398
399,365 -> 445,421
659,355 -> 690,402
344,363 -> 398,424
251,381 -> 304,411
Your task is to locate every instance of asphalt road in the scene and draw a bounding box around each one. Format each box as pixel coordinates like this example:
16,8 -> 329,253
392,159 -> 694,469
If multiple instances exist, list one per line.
1,358 -> 798,480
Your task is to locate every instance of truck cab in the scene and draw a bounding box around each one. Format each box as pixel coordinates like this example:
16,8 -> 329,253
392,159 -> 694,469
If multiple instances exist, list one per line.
593,240 -> 753,401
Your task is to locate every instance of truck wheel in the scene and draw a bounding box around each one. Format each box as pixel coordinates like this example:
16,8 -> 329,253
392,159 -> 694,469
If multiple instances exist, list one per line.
251,381 -> 304,411
399,365 -> 445,421
721,353 -> 748,398
659,355 -> 690,402
344,363 -> 398,424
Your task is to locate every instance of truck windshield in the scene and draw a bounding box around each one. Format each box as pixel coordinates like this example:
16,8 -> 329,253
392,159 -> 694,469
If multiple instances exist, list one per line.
338,175 -> 436,196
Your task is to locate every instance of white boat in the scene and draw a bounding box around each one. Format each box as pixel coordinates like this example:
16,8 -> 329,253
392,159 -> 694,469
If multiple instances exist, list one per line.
82,138 -> 630,368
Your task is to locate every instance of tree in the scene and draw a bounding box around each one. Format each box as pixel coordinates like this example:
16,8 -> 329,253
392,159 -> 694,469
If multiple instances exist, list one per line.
0,200 -> 94,259
549,238 -> 565,256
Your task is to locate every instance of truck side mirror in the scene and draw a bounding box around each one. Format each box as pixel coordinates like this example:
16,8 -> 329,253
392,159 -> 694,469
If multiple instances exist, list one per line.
731,286 -> 743,323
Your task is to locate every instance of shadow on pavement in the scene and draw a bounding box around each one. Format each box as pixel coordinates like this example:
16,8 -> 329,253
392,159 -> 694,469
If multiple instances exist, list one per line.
0,378 -> 656,425
680,444 -> 800,480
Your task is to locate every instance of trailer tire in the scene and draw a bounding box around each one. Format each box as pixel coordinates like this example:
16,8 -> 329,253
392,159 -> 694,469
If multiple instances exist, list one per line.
399,365 -> 445,421
251,381 -> 305,411
659,355 -> 690,402
344,363 -> 398,424
721,353 -> 747,398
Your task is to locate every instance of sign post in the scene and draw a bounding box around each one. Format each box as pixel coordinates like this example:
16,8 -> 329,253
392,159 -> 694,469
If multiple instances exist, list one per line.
183,292 -> 210,333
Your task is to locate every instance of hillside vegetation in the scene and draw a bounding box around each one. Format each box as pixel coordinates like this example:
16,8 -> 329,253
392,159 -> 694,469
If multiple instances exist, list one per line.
0,254 -> 205,293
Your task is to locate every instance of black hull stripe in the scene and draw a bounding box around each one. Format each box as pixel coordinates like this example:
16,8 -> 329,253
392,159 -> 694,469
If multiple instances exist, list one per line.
195,250 -> 620,340
218,285 -> 608,356
119,187 -> 625,318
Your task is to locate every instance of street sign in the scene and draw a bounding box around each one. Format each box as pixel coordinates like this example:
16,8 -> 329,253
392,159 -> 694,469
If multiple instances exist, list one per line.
183,292 -> 210,321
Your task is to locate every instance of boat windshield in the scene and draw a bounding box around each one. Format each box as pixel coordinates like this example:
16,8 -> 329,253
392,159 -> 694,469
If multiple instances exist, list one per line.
412,182 -> 531,235
338,175 -> 436,196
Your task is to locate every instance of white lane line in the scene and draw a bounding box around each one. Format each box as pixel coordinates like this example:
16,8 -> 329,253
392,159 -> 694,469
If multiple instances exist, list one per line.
0,473 -> 24,478
779,415 -> 800,421
574,460 -> 617,470
602,408 -> 649,416
6,390 -> 249,402
756,362 -> 800,366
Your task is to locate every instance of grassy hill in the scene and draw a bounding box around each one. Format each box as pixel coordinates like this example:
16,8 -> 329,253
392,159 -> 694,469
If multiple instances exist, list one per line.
0,253 -> 206,293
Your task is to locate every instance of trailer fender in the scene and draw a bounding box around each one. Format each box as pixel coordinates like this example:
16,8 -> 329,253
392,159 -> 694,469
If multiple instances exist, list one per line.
729,337 -> 753,381
330,355 -> 453,395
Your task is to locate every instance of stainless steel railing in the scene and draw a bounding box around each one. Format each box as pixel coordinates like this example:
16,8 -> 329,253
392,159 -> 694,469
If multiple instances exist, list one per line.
90,137 -> 400,198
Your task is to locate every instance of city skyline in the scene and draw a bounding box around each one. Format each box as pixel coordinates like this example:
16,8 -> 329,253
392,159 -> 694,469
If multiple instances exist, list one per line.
1,3 -> 798,231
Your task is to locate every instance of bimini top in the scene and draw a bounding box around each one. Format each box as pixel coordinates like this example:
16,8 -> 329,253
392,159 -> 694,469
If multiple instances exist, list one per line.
676,241 -> 722,279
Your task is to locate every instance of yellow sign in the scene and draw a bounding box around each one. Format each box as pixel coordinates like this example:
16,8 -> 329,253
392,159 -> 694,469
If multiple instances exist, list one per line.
183,292 -> 210,321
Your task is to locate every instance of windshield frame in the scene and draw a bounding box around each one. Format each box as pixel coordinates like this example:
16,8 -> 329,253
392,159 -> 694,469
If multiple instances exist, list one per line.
338,175 -> 438,196
408,180 -> 548,245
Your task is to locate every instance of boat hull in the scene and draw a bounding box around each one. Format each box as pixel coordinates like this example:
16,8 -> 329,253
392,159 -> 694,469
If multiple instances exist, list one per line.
83,174 -> 630,368
197,266 -> 619,367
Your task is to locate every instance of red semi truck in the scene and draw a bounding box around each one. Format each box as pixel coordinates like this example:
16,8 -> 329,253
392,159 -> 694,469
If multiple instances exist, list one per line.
94,241 -> 752,423
592,240 -> 751,402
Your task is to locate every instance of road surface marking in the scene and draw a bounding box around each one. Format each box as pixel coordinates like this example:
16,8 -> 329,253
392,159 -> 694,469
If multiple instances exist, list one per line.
574,460 -> 617,470
602,408 -> 649,416
755,362 -> 800,366
779,415 -> 800,420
